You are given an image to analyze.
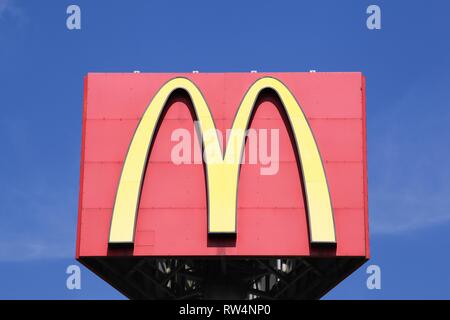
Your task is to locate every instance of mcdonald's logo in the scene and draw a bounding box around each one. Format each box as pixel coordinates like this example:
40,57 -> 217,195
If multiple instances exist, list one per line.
108,77 -> 336,245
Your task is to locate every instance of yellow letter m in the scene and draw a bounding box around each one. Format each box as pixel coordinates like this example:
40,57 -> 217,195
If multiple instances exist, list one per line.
108,77 -> 336,245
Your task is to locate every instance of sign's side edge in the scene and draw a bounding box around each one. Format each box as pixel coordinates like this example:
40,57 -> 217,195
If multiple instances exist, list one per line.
362,73 -> 370,259
76,75 -> 89,259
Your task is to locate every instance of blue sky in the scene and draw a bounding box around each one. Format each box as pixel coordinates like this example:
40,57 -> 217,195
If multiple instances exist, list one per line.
0,0 -> 449,299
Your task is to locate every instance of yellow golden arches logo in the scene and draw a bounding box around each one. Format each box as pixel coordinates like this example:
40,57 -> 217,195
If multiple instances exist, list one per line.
109,77 -> 336,245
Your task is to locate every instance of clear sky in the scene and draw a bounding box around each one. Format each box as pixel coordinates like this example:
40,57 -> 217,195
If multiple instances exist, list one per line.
0,0 -> 449,299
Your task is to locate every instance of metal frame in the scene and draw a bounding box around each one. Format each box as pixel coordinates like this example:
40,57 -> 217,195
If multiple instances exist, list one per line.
79,256 -> 366,300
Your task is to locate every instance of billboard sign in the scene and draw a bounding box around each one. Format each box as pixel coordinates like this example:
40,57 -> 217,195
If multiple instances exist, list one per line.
77,72 -> 368,258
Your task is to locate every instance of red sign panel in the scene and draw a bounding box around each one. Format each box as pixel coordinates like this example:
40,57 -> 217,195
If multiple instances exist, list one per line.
76,72 -> 369,259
